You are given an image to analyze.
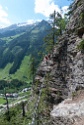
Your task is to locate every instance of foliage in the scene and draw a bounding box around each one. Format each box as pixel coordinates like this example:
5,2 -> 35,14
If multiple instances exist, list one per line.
0,104 -> 24,125
80,12 -> 84,24
44,32 -> 54,53
44,11 -> 67,53
50,11 -> 67,35
35,73 -> 52,124
29,55 -> 36,81
77,1 -> 81,7
9,47 -> 28,74
0,97 -> 6,104
77,40 -> 84,50
0,79 -> 29,93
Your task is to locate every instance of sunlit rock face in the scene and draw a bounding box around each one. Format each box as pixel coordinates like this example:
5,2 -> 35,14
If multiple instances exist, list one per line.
34,0 -> 84,124
66,0 -> 84,32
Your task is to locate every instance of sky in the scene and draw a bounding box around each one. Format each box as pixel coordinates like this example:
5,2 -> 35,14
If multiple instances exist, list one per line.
0,0 -> 71,27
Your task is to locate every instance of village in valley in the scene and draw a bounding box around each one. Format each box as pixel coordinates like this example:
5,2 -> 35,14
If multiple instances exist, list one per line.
0,87 -> 31,112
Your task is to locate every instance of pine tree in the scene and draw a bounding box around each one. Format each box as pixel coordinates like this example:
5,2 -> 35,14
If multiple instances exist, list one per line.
44,10 -> 67,53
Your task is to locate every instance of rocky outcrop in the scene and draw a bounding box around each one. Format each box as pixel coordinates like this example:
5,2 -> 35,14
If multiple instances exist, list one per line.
49,33 -> 84,124
33,0 -> 84,124
66,0 -> 84,32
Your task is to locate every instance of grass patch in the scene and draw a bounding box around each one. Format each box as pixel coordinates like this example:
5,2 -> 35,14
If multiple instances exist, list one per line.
18,91 -> 31,97
0,55 -> 32,83
31,29 -> 39,33
0,63 -> 13,80
1,32 -> 25,44
12,55 -> 32,82
0,98 -> 6,104
77,39 -> 84,50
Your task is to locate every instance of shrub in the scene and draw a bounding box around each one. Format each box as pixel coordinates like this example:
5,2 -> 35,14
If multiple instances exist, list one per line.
77,40 -> 84,50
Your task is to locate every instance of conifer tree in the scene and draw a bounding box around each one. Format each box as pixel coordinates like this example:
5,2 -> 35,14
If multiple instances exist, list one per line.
44,10 -> 67,53
4,85 -> 10,121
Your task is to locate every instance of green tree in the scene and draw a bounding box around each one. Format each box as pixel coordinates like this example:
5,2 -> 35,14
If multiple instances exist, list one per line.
44,10 -> 67,53
50,11 -> 67,36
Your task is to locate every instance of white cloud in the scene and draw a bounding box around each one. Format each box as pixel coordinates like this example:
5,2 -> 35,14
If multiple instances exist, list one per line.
27,19 -> 37,24
61,6 -> 69,17
34,0 -> 60,17
0,5 -> 11,27
34,0 -> 69,18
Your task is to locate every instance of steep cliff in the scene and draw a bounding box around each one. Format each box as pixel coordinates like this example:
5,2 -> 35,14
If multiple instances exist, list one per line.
33,0 -> 84,124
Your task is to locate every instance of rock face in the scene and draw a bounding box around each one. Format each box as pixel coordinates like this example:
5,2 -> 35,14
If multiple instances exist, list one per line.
66,0 -> 84,32
34,0 -> 84,124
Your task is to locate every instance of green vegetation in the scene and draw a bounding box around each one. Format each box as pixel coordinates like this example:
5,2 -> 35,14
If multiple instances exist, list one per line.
77,1 -> 81,7
0,103 -> 30,125
0,79 -> 30,94
44,11 -> 67,53
1,33 -> 25,44
35,74 -> 52,124
0,63 -> 13,80
0,98 -> 6,104
77,40 -> 84,50
50,11 -> 67,36
80,12 -> 84,24
11,55 -> 32,82
0,13 -> 71,124
18,91 -> 30,97
0,20 -> 51,82
72,91 -> 77,98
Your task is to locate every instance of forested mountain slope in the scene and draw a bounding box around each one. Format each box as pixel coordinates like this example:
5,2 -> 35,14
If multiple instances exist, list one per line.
0,20 -> 51,82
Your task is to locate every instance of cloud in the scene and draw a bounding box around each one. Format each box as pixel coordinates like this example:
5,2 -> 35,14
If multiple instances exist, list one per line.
27,19 -> 38,24
27,19 -> 41,24
34,0 -> 69,18
34,0 -> 60,17
61,6 -> 69,17
0,5 -> 11,27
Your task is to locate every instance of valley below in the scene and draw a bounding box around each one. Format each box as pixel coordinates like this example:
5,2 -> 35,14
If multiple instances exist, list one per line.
0,0 -> 84,124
